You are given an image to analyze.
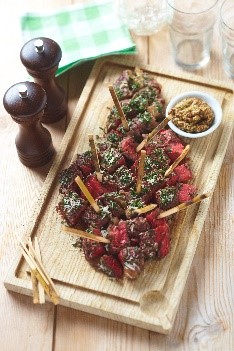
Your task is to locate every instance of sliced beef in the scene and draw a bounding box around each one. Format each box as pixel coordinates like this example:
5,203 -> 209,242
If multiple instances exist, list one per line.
75,151 -> 95,177
82,205 -> 111,229
120,136 -> 138,162
165,142 -> 185,162
174,163 -> 193,182
118,246 -> 145,279
98,255 -> 123,279
155,186 -> 178,210
113,165 -> 135,190
83,174 -> 108,199
107,220 -> 130,254
58,163 -> 82,195
56,191 -> 88,226
177,183 -> 197,202
100,148 -> 126,173
126,217 -> 150,246
139,229 -> 159,259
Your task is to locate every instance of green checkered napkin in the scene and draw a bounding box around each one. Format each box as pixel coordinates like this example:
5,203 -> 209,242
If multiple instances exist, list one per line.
20,0 -> 136,75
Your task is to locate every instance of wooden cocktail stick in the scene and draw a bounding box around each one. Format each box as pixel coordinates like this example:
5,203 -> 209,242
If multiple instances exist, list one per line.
27,238 -> 59,304
88,134 -> 102,182
136,150 -> 146,194
15,232 -> 49,285
28,239 -> 40,304
62,225 -> 110,244
134,204 -> 157,214
126,204 -> 157,218
20,248 -> 59,305
15,232 -> 59,305
108,85 -> 129,131
164,145 -> 190,177
136,115 -> 172,152
29,250 -> 40,304
33,237 -> 45,304
157,193 -> 211,219
75,176 -> 100,213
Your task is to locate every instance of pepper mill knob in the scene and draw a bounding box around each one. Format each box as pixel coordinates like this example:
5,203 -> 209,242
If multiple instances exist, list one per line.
34,39 -> 44,53
20,37 -> 67,124
18,84 -> 28,98
3,81 -> 55,168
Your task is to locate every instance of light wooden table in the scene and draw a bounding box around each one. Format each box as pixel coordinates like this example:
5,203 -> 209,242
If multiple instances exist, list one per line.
0,1 -> 233,350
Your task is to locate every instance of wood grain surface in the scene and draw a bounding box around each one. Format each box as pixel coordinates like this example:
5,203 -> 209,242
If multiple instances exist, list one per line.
0,0 -> 233,350
4,57 -> 234,334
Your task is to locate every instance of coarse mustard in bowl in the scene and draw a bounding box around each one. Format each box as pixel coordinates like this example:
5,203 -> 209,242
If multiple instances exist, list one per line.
166,91 -> 222,138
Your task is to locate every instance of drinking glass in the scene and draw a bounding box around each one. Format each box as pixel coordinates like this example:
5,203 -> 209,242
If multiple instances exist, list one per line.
220,0 -> 234,78
167,0 -> 218,70
118,0 -> 167,36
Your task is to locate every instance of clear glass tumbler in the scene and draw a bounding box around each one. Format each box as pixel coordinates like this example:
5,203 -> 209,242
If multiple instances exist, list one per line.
118,0 -> 167,36
167,0 -> 218,70
220,0 -> 234,78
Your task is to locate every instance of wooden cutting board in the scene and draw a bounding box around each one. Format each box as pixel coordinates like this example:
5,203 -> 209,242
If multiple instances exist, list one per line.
4,57 -> 234,334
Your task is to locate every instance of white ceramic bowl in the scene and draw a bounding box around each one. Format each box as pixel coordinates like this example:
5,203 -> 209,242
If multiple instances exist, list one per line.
166,91 -> 222,138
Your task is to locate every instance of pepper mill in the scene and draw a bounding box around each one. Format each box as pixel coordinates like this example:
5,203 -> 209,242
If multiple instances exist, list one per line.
20,37 -> 67,124
3,81 -> 55,168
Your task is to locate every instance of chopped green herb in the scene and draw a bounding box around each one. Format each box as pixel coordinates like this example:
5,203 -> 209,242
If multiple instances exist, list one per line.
158,187 -> 177,207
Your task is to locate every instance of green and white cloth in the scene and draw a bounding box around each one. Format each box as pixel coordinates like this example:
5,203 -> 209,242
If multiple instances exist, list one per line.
20,0 -> 136,75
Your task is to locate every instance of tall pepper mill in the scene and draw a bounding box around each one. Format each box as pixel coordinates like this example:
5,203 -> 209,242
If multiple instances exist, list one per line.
20,37 -> 67,124
3,81 -> 55,168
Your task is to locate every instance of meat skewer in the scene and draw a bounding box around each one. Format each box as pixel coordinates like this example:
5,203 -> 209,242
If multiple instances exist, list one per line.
88,134 -> 102,182
157,193 -> 210,218
164,144 -> 190,177
134,203 -> 157,214
136,150 -> 146,194
109,85 -> 129,131
136,115 -> 172,152
62,225 -> 110,244
75,176 -> 100,213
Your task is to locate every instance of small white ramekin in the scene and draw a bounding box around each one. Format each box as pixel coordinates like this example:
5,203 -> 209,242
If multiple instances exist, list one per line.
166,91 -> 222,138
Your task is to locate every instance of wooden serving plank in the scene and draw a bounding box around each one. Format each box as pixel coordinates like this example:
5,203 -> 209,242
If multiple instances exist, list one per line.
4,57 -> 234,334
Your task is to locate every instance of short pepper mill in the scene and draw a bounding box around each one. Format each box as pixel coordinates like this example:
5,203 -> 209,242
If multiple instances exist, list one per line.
3,81 -> 55,168
20,37 -> 67,124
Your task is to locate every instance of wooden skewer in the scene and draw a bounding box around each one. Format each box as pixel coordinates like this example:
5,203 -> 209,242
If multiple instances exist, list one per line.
30,273 -> 40,304
157,192 -> 211,219
15,232 -> 49,285
28,243 -> 40,304
34,238 -> 45,304
164,145 -> 190,177
135,67 -> 143,76
126,204 -> 157,218
15,232 -> 59,305
134,204 -> 157,214
88,134 -> 102,182
20,247 -> 45,285
108,85 -> 129,131
27,239 -> 59,304
26,239 -> 59,300
134,67 -> 144,86
75,176 -> 100,213
20,247 -> 59,305
62,225 -> 110,244
136,150 -> 146,194
136,115 -> 172,152
26,240 -> 49,285
28,237 -> 45,304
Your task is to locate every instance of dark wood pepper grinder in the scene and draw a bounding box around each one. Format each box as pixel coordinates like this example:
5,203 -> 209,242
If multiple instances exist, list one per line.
3,81 -> 55,168
20,37 -> 67,124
